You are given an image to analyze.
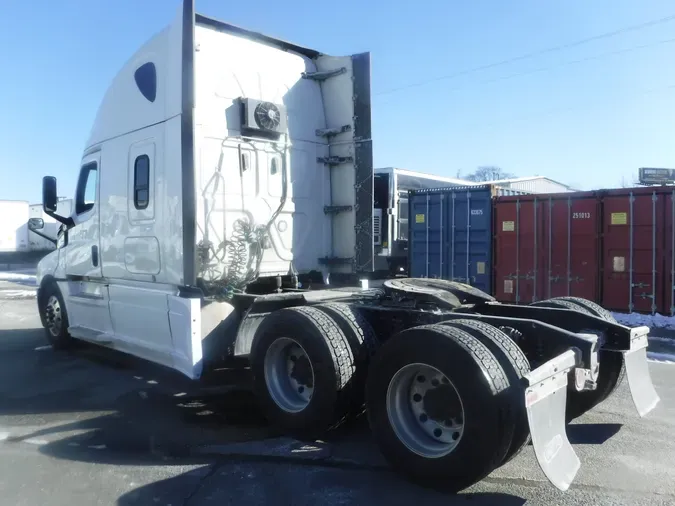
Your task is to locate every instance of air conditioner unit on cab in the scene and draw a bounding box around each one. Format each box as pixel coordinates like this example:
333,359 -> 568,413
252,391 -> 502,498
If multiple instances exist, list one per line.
240,98 -> 287,137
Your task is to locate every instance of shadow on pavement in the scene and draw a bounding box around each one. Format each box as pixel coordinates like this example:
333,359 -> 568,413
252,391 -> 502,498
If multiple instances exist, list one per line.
567,423 -> 623,445
115,461 -> 528,506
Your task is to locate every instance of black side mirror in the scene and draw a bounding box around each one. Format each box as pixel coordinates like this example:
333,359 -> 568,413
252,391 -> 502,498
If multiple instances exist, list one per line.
43,176 -> 58,213
28,218 -> 44,231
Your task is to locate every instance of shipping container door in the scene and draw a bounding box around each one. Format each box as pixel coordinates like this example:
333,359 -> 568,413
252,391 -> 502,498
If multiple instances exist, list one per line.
445,188 -> 493,293
409,193 -> 443,278
409,188 -> 493,293
602,190 -> 665,314
494,198 -> 539,303
544,196 -> 600,301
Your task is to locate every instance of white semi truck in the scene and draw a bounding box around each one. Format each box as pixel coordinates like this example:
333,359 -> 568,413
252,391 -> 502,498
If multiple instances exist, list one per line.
34,0 -> 661,492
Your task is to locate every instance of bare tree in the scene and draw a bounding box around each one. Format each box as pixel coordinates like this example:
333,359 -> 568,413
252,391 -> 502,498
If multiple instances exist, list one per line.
620,174 -> 640,188
464,166 -> 515,182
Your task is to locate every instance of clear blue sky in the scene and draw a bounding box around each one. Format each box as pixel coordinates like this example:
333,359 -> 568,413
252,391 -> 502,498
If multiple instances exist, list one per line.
1,0 -> 674,202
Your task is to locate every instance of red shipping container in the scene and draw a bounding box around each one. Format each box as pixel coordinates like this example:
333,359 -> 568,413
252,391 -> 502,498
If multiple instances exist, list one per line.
665,189 -> 675,315
600,187 -> 668,314
493,192 -> 601,304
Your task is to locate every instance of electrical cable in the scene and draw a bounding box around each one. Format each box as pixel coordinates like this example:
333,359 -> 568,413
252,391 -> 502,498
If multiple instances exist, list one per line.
375,13 -> 675,97
376,36 -> 675,103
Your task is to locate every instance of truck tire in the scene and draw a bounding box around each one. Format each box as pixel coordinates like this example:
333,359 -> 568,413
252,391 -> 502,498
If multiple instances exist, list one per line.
530,297 -> 625,421
314,303 -> 379,358
38,282 -> 74,350
549,296 -> 616,323
365,323 -> 515,492
314,303 -> 379,416
439,319 -> 531,464
250,306 -> 356,436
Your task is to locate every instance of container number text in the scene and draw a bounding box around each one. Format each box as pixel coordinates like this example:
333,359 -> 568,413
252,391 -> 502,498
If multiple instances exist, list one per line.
572,212 -> 591,219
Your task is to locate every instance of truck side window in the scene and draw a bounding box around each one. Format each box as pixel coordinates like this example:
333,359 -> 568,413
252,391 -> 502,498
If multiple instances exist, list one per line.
75,162 -> 98,214
134,155 -> 150,210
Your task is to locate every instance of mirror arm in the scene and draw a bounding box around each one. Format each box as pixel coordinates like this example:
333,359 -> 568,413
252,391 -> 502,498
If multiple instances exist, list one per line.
28,227 -> 57,246
43,209 -> 74,228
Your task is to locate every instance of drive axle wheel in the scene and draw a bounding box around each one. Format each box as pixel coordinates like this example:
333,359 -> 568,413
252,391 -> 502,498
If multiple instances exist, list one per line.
386,363 -> 465,458
264,337 -> 315,413
366,324 -> 515,492
530,297 -> 625,421
250,306 -> 356,436
440,319 -> 531,464
314,303 -> 380,417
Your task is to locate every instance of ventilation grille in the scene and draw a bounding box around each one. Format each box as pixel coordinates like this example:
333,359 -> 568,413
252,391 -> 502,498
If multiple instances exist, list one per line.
240,98 -> 287,137
373,208 -> 382,246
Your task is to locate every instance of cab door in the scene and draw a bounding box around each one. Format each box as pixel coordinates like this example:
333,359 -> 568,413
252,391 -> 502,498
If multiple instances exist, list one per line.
64,151 -> 113,339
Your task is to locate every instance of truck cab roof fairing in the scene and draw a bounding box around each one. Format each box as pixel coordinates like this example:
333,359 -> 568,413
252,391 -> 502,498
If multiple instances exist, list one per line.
84,7 -> 188,149
194,14 -> 321,59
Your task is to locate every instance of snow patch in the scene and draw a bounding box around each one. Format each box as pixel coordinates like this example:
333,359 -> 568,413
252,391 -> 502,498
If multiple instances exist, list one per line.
648,351 -> 675,364
0,272 -> 36,283
24,438 -> 49,446
612,312 -> 675,330
0,289 -> 36,299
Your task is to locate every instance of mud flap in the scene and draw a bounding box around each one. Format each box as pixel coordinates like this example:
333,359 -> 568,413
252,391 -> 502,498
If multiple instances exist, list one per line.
623,325 -> 660,417
524,349 -> 580,492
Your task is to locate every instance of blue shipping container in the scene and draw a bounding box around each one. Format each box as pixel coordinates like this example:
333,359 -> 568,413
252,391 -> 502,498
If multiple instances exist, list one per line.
408,185 -> 497,294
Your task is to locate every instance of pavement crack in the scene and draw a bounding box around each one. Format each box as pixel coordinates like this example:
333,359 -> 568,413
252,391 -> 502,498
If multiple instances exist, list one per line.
183,464 -> 222,506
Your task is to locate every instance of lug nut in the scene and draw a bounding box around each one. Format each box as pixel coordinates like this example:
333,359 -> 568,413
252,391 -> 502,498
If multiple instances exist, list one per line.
413,393 -> 422,402
433,428 -> 442,438
417,375 -> 426,383
419,413 -> 428,423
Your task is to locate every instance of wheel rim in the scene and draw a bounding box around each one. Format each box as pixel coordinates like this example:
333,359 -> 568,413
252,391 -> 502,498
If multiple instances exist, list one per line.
386,363 -> 465,458
44,295 -> 63,337
264,337 -> 315,413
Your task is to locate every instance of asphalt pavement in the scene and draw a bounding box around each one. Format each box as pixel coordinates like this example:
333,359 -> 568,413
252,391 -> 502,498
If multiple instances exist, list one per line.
1,278 -> 675,505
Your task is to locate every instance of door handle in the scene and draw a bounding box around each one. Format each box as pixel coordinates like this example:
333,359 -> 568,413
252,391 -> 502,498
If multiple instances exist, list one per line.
92,245 -> 99,267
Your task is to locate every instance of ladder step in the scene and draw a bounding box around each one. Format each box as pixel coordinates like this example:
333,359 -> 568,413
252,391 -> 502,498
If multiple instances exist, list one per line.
324,205 -> 353,214
317,156 -> 353,166
319,257 -> 354,265
316,125 -> 351,137
302,67 -> 347,81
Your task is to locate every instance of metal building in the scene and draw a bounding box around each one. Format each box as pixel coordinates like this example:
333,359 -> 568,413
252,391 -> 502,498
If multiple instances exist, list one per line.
486,176 -> 577,194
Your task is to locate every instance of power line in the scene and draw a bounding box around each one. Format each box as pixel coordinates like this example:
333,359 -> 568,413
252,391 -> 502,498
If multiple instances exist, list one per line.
375,36 -> 675,103
375,13 -> 675,97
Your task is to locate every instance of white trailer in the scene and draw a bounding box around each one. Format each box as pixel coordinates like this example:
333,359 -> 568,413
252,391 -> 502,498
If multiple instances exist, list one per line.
373,168 -> 478,275
33,0 -> 661,493
0,200 -> 29,253
28,199 -> 73,251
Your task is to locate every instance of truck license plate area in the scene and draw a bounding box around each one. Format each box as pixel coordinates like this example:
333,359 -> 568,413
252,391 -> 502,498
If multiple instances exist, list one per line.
524,350 -> 580,492
623,328 -> 660,417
